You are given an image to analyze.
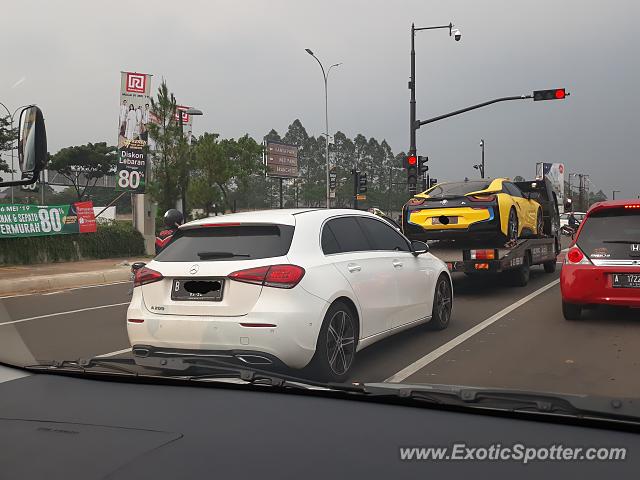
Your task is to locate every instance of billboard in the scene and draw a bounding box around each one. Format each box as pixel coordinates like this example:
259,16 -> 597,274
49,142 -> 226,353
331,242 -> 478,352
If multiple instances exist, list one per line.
265,140 -> 299,178
117,72 -> 153,192
536,162 -> 565,205
0,201 -> 97,238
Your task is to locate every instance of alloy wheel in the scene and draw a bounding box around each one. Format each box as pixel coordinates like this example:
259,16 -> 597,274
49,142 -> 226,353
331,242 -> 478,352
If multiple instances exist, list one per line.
326,310 -> 356,375
435,278 -> 452,325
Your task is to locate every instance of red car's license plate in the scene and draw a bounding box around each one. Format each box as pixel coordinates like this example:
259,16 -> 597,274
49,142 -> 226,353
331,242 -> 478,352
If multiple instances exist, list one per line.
612,273 -> 640,288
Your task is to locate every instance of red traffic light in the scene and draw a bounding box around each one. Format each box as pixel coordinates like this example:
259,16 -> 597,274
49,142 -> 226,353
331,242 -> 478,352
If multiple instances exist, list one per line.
407,155 -> 417,166
533,88 -> 568,101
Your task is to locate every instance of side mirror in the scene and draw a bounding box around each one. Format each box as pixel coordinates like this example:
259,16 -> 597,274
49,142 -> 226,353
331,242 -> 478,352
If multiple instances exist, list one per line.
18,105 -> 47,175
411,240 -> 429,256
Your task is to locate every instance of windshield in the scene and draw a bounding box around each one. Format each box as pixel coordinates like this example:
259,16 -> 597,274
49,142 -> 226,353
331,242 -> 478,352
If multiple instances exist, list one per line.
577,209 -> 640,259
155,225 -> 295,262
1,0 -> 639,430
426,181 -> 492,197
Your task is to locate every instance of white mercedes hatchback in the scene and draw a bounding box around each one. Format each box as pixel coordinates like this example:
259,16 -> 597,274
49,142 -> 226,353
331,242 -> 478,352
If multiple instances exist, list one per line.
127,209 -> 452,381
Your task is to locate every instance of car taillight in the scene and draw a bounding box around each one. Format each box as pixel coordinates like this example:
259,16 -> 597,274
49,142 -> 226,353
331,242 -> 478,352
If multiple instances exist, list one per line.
133,267 -> 164,287
229,264 -> 305,289
408,197 -> 426,206
565,247 -> 591,265
469,249 -> 496,260
624,205 -> 640,209
468,194 -> 496,202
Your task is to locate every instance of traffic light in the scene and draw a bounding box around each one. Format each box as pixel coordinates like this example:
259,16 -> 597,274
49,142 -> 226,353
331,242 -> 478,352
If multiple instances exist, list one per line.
430,177 -> 438,188
418,156 -> 428,174
533,88 -> 567,101
358,172 -> 367,194
407,155 -> 418,187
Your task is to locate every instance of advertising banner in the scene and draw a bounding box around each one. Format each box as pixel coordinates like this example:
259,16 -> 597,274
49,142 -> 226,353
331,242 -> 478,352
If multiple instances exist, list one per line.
117,72 -> 153,192
0,201 -> 97,238
536,162 -> 565,205
265,140 -> 299,178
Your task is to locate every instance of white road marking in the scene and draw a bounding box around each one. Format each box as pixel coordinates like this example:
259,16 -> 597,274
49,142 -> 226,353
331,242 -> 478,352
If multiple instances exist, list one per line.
96,348 -> 132,358
0,281 -> 130,299
385,278 -> 561,383
0,302 -> 129,326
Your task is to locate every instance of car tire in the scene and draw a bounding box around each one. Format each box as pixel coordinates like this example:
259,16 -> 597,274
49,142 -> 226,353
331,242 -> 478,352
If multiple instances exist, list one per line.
309,300 -> 358,383
510,253 -> 530,287
507,208 -> 519,242
426,274 -> 453,330
543,260 -> 557,273
562,301 -> 582,320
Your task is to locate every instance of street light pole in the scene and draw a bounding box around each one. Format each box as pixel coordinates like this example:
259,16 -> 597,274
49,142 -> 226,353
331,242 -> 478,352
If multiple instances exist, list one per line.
177,107 -> 203,219
306,49 -> 341,208
612,190 -> 620,200
408,22 -> 460,194
479,139 -> 485,178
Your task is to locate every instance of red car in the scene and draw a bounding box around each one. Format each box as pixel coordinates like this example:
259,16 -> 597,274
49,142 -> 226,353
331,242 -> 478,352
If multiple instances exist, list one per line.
561,200 -> 640,320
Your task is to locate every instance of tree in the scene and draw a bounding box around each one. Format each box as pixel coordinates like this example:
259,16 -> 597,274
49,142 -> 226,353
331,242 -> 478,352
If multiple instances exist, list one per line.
0,114 -> 17,175
48,142 -> 117,200
589,189 -> 607,206
188,132 -> 264,214
147,80 -> 183,214
513,175 -> 526,182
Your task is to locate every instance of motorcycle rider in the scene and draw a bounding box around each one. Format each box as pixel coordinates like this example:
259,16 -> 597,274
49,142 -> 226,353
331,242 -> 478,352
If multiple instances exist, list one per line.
155,209 -> 184,254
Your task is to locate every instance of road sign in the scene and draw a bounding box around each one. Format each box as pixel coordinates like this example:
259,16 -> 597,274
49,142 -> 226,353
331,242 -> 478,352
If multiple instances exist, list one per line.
356,194 -> 366,201
265,141 -> 299,178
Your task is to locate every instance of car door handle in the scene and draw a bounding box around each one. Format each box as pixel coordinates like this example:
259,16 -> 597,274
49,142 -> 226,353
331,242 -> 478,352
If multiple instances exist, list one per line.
392,260 -> 403,268
347,263 -> 361,273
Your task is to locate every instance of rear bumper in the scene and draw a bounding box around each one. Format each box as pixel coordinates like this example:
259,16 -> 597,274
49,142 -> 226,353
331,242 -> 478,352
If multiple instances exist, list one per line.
126,286 -> 328,369
560,264 -> 640,306
403,204 -> 501,241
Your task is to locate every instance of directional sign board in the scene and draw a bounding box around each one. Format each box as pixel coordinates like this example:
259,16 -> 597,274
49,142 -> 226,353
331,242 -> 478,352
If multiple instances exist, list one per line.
265,141 -> 299,178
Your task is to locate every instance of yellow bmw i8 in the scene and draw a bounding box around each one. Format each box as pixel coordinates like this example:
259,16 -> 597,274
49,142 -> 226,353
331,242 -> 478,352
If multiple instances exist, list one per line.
402,178 -> 543,243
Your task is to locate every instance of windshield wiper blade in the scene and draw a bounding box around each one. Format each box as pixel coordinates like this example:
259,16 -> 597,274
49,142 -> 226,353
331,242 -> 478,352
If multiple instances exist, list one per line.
28,357 -> 140,376
197,251 -> 251,259
361,383 -> 640,423
603,240 -> 640,244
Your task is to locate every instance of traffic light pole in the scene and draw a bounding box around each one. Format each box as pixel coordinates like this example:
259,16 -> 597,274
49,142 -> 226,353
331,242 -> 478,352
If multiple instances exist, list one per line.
352,169 -> 359,210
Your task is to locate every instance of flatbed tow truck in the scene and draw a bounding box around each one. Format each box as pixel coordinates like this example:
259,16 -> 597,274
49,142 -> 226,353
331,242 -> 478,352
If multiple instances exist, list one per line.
403,178 -> 561,287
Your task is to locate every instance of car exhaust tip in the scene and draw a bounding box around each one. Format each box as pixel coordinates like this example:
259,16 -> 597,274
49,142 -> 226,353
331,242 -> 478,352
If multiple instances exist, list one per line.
132,347 -> 151,358
235,354 -> 273,365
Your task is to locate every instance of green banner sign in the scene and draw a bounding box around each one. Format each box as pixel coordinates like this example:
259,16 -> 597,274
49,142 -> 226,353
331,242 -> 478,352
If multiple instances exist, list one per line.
0,202 -> 97,238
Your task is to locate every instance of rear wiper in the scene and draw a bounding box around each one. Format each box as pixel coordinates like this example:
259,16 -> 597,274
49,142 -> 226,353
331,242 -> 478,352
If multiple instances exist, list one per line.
197,251 -> 251,259
603,240 -> 640,244
361,383 -> 640,424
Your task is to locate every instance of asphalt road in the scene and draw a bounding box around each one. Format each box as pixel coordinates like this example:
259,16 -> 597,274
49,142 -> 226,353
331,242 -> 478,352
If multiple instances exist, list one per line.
1,258 -> 639,398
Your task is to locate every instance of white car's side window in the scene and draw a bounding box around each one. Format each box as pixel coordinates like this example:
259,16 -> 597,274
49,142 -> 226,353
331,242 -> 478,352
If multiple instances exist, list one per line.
321,217 -> 372,255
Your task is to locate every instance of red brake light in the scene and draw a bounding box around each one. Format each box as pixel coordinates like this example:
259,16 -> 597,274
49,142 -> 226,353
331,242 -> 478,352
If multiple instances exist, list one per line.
469,249 -> 496,260
624,205 -> 640,209
566,247 -> 584,264
468,194 -> 496,202
229,265 -> 305,289
133,267 -> 164,287
198,222 -> 242,227
228,266 -> 270,286
408,197 -> 426,206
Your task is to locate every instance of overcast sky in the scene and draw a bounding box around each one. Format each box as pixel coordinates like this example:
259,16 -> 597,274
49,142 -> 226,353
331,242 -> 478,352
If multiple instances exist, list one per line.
2,0 -> 639,198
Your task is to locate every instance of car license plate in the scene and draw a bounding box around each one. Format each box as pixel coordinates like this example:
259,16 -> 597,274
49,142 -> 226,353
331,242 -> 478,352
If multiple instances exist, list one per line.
171,278 -> 224,301
432,216 -> 458,225
612,273 -> 640,288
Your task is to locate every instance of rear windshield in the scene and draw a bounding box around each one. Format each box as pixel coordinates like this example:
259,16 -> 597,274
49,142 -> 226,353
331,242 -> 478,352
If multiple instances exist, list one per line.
577,209 -> 640,259
427,181 -> 492,197
155,224 -> 295,262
